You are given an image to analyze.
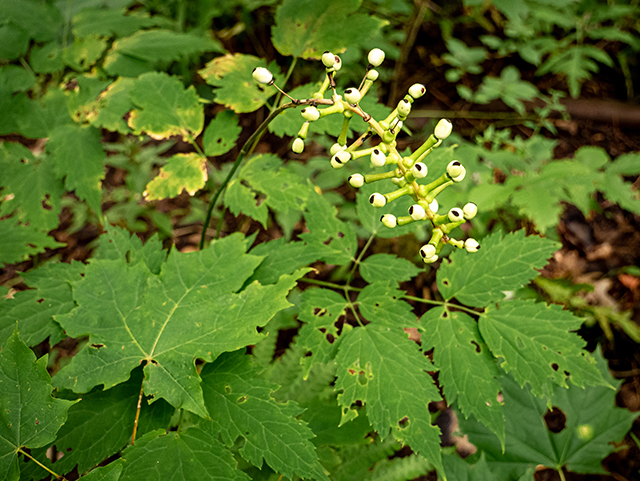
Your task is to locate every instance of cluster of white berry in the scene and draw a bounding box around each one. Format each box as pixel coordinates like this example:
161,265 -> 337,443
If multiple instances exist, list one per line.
252,48 -> 479,264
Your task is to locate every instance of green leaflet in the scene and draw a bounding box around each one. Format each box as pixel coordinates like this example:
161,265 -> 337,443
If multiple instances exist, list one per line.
47,123 -> 106,215
459,353 -> 636,478
78,460 -> 124,481
335,324 -> 443,474
0,329 -> 77,481
119,429 -> 249,481
437,229 -> 560,307
53,233 -> 302,418
202,110 -> 241,157
198,54 -> 281,113
0,220 -> 65,266
72,8 -> 161,38
272,0 -> 387,59
143,153 -> 208,200
93,223 -> 165,275
359,254 -> 421,285
420,308 -> 505,449
128,72 -> 204,140
86,77 -> 136,134
480,300 -> 607,398
0,261 -> 83,347
200,351 -> 330,481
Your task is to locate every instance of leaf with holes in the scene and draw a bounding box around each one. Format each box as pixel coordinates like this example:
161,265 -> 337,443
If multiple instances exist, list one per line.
0,220 -> 65,266
420,308 -> 505,449
200,351 -> 330,480
480,300 -> 607,398
203,110 -> 241,157
0,328 -> 77,481
143,153 -> 208,200
437,230 -> 559,307
53,233 -> 303,418
459,351 -> 635,478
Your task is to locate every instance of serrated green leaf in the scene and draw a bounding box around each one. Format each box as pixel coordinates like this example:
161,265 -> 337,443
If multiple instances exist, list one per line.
420,308 -> 504,448
442,452 -> 496,481
335,324 -> 443,473
597,173 -> 640,214
0,24 -> 29,60
248,238 -> 325,285
359,254 -> 421,285
272,0 -> 387,59
119,428 -> 249,481
53,234 -> 301,418
301,399 -> 372,447
296,288 -> 349,376
143,153 -> 208,200
459,353 -> 635,478
437,230 -> 559,307
480,300 -> 605,398
103,29 -> 224,77
0,261 -> 83,347
47,124 -> 106,214
225,177 -> 269,227
87,77 -> 135,133
202,110 -> 241,157
608,152 -> 640,175
0,0 -> 61,44
0,328 -> 76,481
0,142 -> 63,231
25,367 -> 173,477
128,72 -> 204,140
198,54 -> 280,113
0,220 -> 64,266
29,42 -> 64,74
63,35 -> 108,71
357,282 -> 416,328
93,224 -> 165,275
72,9 -> 160,38
78,460 -> 124,481
200,351 -> 330,481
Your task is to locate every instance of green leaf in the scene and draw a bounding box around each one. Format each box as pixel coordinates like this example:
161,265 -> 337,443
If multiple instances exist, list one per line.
359,254 -> 421,285
0,142 -> 63,230
198,54 -> 280,113
200,351 -> 330,481
202,110 -> 241,157
93,223 -> 165,275
0,328 -> 76,481
53,234 -> 301,418
296,288 -> 350,375
79,460 -> 124,481
437,230 -> 560,307
119,428 -> 249,481
63,35 -> 108,72
47,124 -> 106,214
30,42 -> 64,74
0,220 -> 64,266
335,324 -> 443,473
143,153 -> 208,200
86,77 -> 136,133
103,29 -> 224,77
0,0 -> 62,44
608,152 -> 640,175
248,238 -> 326,285
480,300 -> 606,398
459,354 -> 635,478
272,0 -> 387,59
357,282 -> 417,328
420,308 -> 505,448
0,261 -> 83,347
128,72 -> 204,140
25,367 -> 173,477
442,452 -> 497,481
72,9 -> 160,38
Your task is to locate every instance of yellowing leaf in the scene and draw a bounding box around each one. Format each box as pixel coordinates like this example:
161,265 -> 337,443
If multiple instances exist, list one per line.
144,153 -> 208,200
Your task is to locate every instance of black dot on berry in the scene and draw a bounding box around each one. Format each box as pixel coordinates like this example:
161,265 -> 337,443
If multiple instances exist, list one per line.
409,206 -> 414,214
369,196 -> 375,204
415,164 -> 422,171
453,161 -> 460,166
380,216 -> 385,221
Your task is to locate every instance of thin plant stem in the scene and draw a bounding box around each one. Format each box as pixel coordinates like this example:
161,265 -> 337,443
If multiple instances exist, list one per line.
131,379 -> 145,445
346,233 -> 375,285
298,277 -> 362,292
557,468 -> 567,481
18,448 -> 67,480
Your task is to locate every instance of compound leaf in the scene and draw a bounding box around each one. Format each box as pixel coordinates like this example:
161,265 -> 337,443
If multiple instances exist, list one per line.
47,124 -> 106,214
200,352 -> 330,481
0,328 -> 76,481
335,324 -> 443,474
53,234 -> 301,418
272,0 -> 387,59
420,308 -> 504,449
437,230 -> 559,307
143,153 -> 208,200
480,300 -> 606,398
119,428 -> 248,481
459,354 -> 635,478
128,72 -> 204,140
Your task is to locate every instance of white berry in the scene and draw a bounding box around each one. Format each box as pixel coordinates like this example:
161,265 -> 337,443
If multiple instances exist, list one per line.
348,174 -> 365,188
344,88 -> 361,104
434,118 -> 452,140
369,193 -> 386,207
419,244 -> 437,260
368,48 -> 385,67
322,51 -> 336,68
411,162 -> 427,179
463,202 -> 478,219
370,149 -> 387,167
367,69 -> 379,81
408,83 -> 426,99
429,199 -> 439,213
330,143 -> 346,155
252,67 -> 273,85
448,207 -> 464,223
446,160 -> 463,178
301,106 -> 320,122
292,138 -> 304,153
333,56 -> 342,71
397,99 -> 411,117
380,214 -> 397,228
452,166 -> 466,182
465,238 -> 480,253
409,204 -> 426,221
